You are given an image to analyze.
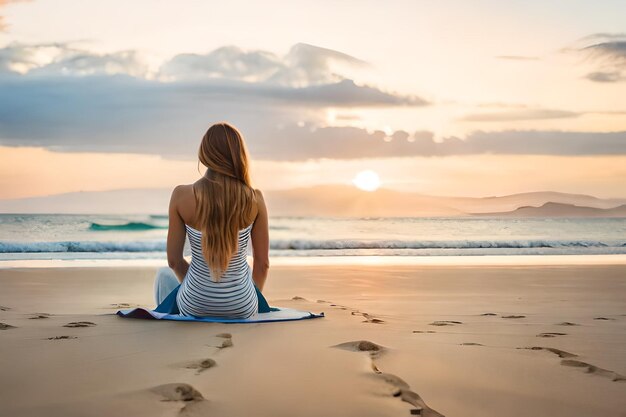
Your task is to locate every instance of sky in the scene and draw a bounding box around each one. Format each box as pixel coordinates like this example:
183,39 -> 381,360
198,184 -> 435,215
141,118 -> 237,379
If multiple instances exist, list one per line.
0,0 -> 625,201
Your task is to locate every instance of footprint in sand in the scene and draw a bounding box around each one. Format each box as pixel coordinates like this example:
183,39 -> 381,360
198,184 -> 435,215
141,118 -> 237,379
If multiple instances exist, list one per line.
561,359 -> 626,382
518,346 -> 577,358
537,332 -> 567,338
47,335 -> 78,340
0,306 -> 11,311
63,321 -> 97,328
479,313 -> 497,316
292,296 -> 307,301
377,373 -> 444,417
351,311 -> 385,324
217,339 -> 233,348
460,342 -> 483,346
333,340 -> 385,354
319,299 -> 358,313
150,382 -> 204,401
363,317 -> 385,324
333,340 -> 386,361
556,321 -> 579,326
501,315 -> 525,319
29,313 -> 51,320
429,320 -> 462,326
413,330 -> 436,334
514,346 -> 626,381
149,383 -> 209,414
209,333 -> 233,349
1,322 -> 16,330
333,340 -> 444,416
184,359 -> 217,374
109,303 -> 140,309
593,317 -> 616,321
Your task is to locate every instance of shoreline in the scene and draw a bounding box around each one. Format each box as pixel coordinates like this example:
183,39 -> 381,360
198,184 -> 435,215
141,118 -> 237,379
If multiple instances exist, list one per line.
2,253 -> 626,269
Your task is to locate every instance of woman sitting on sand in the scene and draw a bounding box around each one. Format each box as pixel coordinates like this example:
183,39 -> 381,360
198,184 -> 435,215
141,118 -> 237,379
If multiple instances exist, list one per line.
153,122 -> 270,318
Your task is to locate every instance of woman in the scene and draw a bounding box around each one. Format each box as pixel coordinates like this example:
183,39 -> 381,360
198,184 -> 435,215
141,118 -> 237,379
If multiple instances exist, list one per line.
153,122 -> 270,319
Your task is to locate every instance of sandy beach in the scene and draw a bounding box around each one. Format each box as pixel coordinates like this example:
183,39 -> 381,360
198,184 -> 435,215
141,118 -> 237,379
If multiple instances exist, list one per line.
0,261 -> 625,417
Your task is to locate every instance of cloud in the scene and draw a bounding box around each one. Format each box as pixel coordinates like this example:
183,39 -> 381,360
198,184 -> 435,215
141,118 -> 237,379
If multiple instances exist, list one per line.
0,42 -> 427,159
580,33 -> 626,41
250,125 -> 428,160
407,130 -> 626,157
0,42 -> 622,161
161,43 -> 370,87
0,41 -> 422,105
586,71 -> 625,83
581,40 -> 626,64
0,73 -> 423,158
159,46 -> 283,83
576,34 -> 626,83
0,41 -> 376,88
1,84 -> 623,162
460,109 -> 580,122
0,42 -> 148,76
31,50 -> 149,77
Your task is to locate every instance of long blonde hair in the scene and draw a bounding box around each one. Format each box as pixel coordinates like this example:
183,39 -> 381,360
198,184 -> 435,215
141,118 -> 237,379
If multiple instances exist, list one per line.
194,122 -> 257,281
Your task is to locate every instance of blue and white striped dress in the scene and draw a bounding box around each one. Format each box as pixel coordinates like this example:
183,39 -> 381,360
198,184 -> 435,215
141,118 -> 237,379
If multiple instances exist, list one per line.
176,223 -> 259,318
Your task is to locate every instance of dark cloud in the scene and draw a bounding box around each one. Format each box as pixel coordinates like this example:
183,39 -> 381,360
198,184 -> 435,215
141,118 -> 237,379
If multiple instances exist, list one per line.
0,73 -> 423,159
461,109 -> 580,122
577,34 -> 626,83
586,71 -> 625,83
410,130 -> 626,157
257,129 -> 626,159
582,40 -> 626,63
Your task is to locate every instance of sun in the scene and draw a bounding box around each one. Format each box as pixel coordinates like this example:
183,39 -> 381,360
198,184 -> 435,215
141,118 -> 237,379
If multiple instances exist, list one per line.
352,170 -> 381,192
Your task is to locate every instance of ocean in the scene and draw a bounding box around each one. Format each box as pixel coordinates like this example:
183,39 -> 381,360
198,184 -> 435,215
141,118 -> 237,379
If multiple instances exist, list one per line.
1,214 -> 625,263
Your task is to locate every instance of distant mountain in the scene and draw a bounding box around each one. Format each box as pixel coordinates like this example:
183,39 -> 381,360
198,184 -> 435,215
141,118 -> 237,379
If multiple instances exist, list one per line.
0,189 -> 172,215
473,202 -> 626,218
444,191 -> 626,213
0,186 -> 625,217
264,186 -> 626,216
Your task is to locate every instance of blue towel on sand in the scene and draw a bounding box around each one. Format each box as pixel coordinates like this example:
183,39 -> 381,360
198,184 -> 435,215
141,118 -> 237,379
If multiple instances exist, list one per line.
117,284 -> 324,324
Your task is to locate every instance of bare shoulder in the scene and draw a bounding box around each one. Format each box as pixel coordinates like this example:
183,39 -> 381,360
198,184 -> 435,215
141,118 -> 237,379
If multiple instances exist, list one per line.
171,184 -> 194,201
254,188 -> 265,201
254,188 -> 268,215
170,184 -> 196,223
254,188 -> 267,209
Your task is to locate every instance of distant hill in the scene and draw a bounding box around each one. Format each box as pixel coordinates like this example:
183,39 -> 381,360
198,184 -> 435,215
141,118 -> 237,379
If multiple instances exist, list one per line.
0,189 -> 173,215
439,191 -> 626,213
473,202 -> 626,218
0,186 -> 625,217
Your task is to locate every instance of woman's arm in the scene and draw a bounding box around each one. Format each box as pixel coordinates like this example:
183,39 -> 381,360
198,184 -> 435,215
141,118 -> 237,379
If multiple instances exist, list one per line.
250,189 -> 270,291
166,186 -> 189,282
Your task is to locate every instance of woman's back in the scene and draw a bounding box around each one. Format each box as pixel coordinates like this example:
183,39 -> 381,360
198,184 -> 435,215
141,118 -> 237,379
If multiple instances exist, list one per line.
164,122 -> 270,319
176,222 -> 258,318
